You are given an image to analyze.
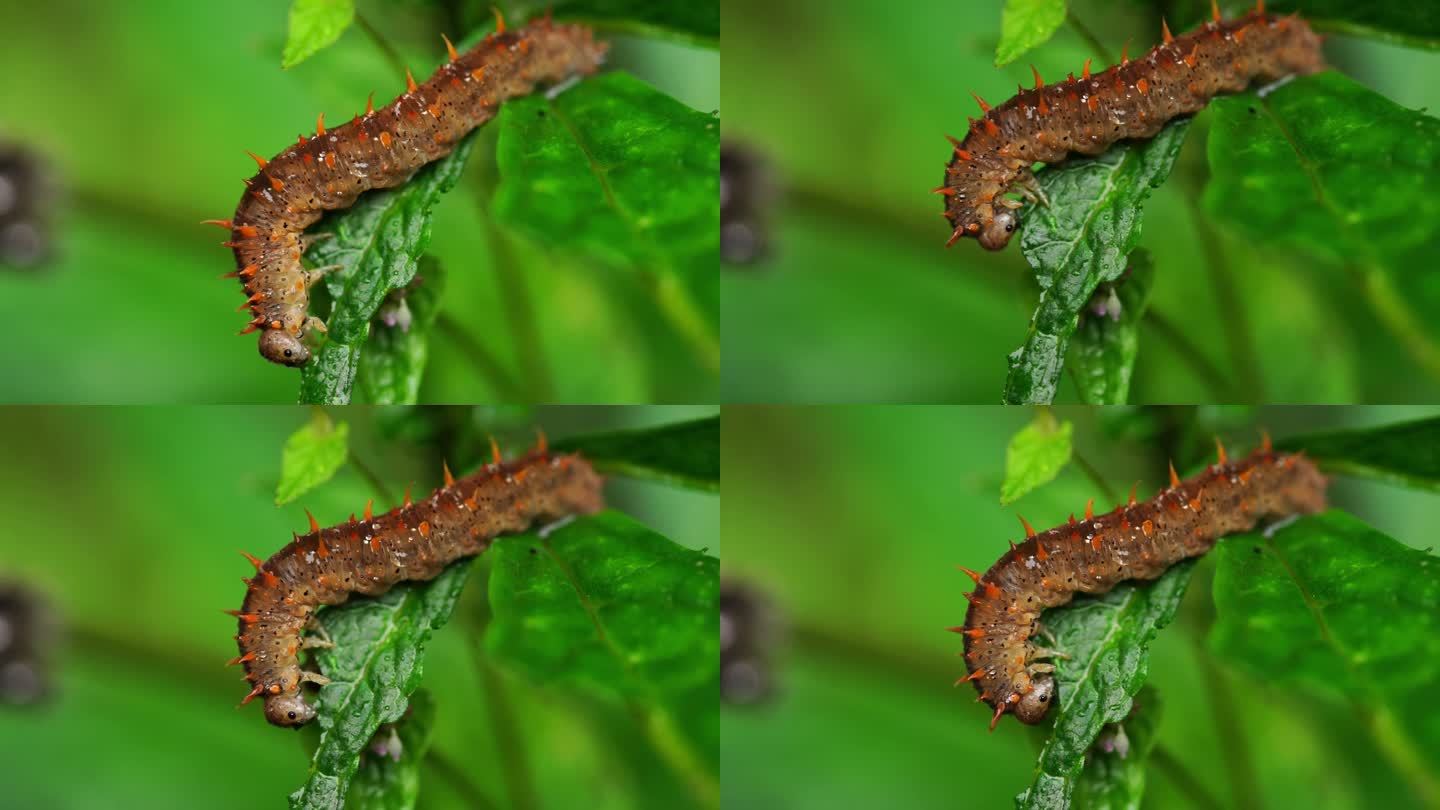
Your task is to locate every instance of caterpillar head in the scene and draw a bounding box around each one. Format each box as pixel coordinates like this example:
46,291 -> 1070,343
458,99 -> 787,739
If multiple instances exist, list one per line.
1014,674 -> 1055,723
264,693 -> 316,727
259,328 -> 310,367
977,210 -> 1018,250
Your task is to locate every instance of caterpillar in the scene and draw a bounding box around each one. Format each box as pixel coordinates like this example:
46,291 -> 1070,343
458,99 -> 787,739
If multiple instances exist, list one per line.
952,438 -> 1326,730
937,1 -> 1323,250
228,437 -> 604,727
204,14 -> 607,367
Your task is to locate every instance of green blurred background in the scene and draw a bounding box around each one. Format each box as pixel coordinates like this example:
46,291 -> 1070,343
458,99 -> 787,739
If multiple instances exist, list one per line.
0,0 -> 717,403
721,405 -> 1437,809
721,0 -> 1440,403
0,404 -> 717,809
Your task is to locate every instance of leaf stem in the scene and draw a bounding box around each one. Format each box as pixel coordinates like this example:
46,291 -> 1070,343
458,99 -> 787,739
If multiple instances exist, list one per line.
347,449 -> 396,506
485,221 -> 556,400
1141,309 -> 1234,400
354,11 -> 409,78
1066,10 -> 1116,65
434,313 -> 527,401
470,641 -> 540,810
1151,744 -> 1227,810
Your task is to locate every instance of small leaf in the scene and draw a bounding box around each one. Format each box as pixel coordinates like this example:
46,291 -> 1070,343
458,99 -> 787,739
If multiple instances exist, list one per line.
1015,561 -> 1194,809
1071,687 -> 1163,810
289,559 -> 473,810
493,72 -> 720,369
298,132 -> 480,405
1068,250 -> 1156,405
486,510 -> 719,699
1000,409 -> 1074,504
354,258 -> 446,405
282,0 -> 356,69
1005,118 -> 1191,404
1210,511 -> 1440,803
995,0 -> 1069,66
1278,415 -> 1440,492
553,416 -> 718,491
343,690 -> 437,810
276,408 -> 350,505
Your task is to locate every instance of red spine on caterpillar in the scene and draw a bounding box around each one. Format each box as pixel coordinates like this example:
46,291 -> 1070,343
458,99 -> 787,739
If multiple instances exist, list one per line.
231,439 -> 604,726
940,3 -> 1323,250
952,441 -> 1325,730
215,17 -> 607,367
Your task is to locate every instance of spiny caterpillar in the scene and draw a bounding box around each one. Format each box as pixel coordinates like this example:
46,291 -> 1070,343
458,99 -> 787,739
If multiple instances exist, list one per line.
951,438 -> 1326,730
938,1 -> 1323,250
204,13 -> 607,367
228,436 -> 604,727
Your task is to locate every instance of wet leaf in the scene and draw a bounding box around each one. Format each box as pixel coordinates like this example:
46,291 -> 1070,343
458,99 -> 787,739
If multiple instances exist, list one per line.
1068,250 -> 1156,405
1015,562 -> 1194,809
1005,118 -> 1190,404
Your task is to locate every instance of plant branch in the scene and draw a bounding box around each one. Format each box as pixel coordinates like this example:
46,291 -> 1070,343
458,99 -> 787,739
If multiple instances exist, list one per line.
425,747 -> 502,810
1141,309 -> 1235,400
1152,744 -> 1227,810
1066,10 -> 1116,65
1070,446 -> 1120,505
1183,195 -> 1264,400
354,11 -> 409,77
434,313 -> 526,401
347,449 -> 396,506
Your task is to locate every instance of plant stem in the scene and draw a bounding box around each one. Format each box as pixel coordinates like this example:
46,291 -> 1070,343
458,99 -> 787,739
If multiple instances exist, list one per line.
354,11 -> 409,77
1183,195 -> 1263,400
1152,744 -> 1227,810
1353,262 -> 1440,386
485,221 -> 556,400
1070,446 -> 1120,505
347,450 -> 396,506
1067,10 -> 1116,65
434,313 -> 526,400
1141,309 -> 1235,400
425,747 -> 502,810
469,640 -> 540,810
649,271 -> 721,375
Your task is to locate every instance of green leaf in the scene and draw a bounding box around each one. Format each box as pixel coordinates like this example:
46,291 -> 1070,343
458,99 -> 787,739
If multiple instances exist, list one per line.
995,0 -> 1069,66
1203,72 -> 1440,376
282,0 -> 355,69
1015,562 -> 1194,809
1000,409 -> 1074,504
354,258 -> 446,405
1278,415 -> 1440,492
1210,511 -> 1440,805
553,416 -> 718,491
486,510 -> 718,699
1004,118 -> 1191,404
290,560 -> 473,810
343,690 -> 437,810
493,72 -> 720,370
298,132 -> 480,405
514,0 -> 718,46
1071,687 -> 1163,810
276,408 -> 350,505
1068,250 -> 1156,405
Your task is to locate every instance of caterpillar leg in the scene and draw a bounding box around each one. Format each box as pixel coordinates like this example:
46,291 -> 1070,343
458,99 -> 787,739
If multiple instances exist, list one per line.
1027,662 -> 1056,675
303,264 -> 345,288
1014,169 -> 1051,208
301,232 -> 336,251
304,615 -> 335,648
299,671 -> 332,687
1030,646 -> 1071,661
302,315 -> 330,338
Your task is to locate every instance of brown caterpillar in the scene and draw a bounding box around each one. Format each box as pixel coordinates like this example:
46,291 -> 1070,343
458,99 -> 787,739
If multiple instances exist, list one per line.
938,1 -> 1323,250
228,436 -> 604,726
204,14 -> 607,367
952,438 -> 1326,730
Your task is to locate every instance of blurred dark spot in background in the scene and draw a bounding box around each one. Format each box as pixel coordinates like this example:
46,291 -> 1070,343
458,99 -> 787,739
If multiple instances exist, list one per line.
0,142 -> 58,270
0,580 -> 58,706
720,141 -> 777,267
721,579 -> 782,706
